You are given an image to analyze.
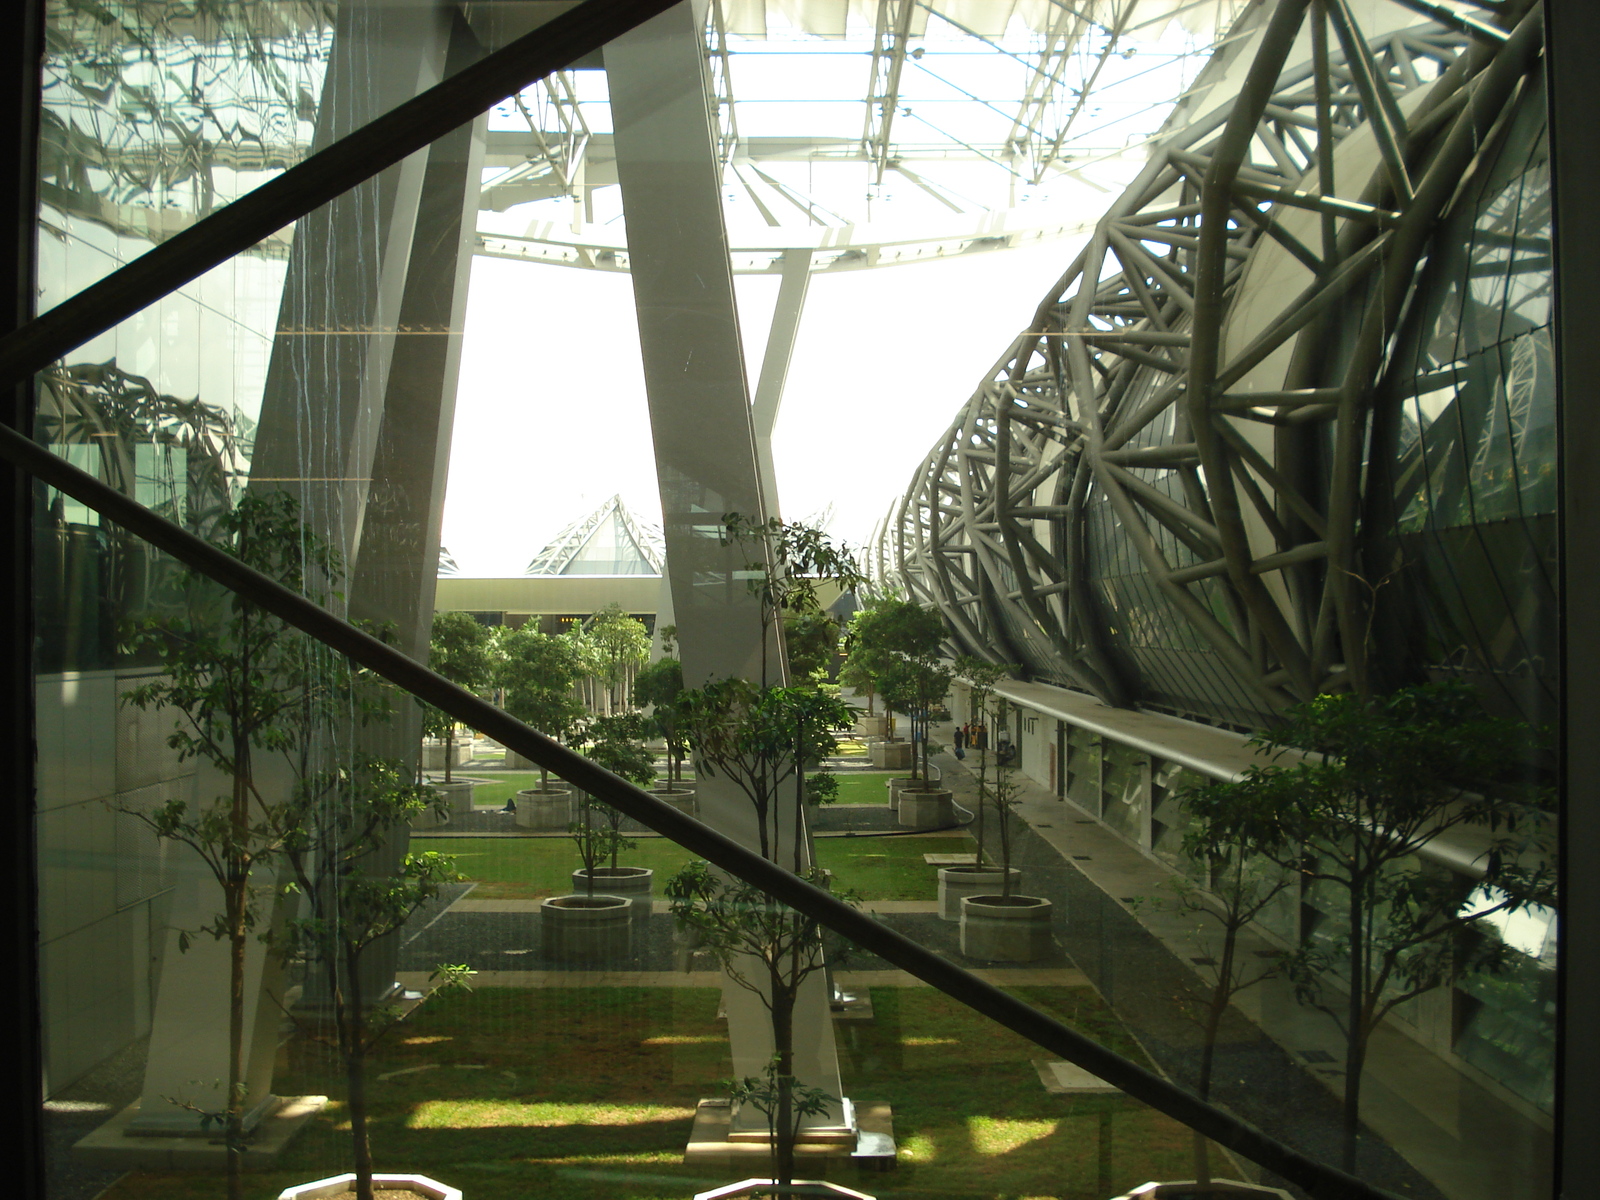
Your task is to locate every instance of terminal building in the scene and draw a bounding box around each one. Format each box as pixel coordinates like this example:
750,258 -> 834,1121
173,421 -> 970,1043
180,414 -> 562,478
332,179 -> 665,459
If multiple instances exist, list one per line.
7,0 -> 1595,1197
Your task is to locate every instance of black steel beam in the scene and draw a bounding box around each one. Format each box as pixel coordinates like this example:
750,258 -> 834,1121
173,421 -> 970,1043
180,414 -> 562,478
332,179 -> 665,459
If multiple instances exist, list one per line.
0,0 -> 682,391
3,0 -> 44,1190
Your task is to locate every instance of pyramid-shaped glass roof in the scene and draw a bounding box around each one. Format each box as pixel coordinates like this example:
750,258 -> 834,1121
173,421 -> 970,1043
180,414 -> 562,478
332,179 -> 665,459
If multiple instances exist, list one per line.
524,495 -> 664,576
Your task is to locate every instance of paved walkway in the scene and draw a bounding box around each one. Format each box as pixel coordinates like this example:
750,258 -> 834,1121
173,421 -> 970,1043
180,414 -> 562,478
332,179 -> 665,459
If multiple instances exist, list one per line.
919,719 -> 1553,1200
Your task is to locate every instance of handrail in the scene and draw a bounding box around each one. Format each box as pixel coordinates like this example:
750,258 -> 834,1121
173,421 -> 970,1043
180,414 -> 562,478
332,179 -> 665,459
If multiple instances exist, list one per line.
0,419 -> 1400,1200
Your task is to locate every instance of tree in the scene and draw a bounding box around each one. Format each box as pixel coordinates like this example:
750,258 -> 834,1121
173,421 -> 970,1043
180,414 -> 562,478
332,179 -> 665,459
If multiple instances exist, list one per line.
667,515 -> 864,1188
421,611 -> 495,783
849,598 -> 948,781
956,657 -> 1010,866
666,860 -> 857,1187
279,757 -> 470,1200
1164,796 -> 1298,1185
721,512 -> 866,690
568,797 -> 637,896
497,625 -> 588,793
583,602 -> 651,713
575,712 -> 659,872
1184,682 -> 1554,1171
633,654 -> 689,785
118,491 -> 367,1200
783,611 -> 841,684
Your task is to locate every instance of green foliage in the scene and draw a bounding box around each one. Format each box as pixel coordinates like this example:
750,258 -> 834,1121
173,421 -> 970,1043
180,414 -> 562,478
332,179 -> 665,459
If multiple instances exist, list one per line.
1182,681 -> 1553,1167
422,611 -> 496,781
579,712 -> 658,788
582,602 -> 651,711
497,625 -> 588,789
117,491 -> 371,1200
568,797 -> 638,891
632,655 -> 689,784
679,678 -> 852,864
783,610 -> 841,683
279,753 -> 470,1182
843,597 -> 948,737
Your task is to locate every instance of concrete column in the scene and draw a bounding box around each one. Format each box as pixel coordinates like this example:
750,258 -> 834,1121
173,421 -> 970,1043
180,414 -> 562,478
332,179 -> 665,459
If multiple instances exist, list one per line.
750,248 -> 813,517
605,0 -> 849,1136
248,0 -> 456,564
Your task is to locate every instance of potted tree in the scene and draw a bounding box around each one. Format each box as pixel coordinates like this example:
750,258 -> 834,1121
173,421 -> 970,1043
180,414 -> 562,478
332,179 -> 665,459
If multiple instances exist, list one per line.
118,492 -> 361,1200
959,713 -> 1053,962
938,659 -> 1020,920
277,756 -> 471,1200
877,651 -> 954,828
633,651 -> 696,811
570,712 -> 660,912
419,610 -> 495,816
847,598 -> 945,777
498,624 -> 587,829
667,515 -> 862,1190
541,796 -> 635,962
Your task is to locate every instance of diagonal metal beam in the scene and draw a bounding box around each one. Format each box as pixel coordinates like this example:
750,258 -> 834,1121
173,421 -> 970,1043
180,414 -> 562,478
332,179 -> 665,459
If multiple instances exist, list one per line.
862,0 -> 917,186
0,0 -> 682,390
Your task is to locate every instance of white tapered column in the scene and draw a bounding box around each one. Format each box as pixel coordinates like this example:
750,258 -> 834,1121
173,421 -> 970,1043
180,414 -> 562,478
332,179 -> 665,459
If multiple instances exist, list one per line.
604,0 -> 848,1136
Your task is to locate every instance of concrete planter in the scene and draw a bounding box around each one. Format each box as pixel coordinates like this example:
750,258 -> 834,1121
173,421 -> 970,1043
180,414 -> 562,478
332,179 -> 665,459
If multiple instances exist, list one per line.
540,894 -> 632,961
1109,1183 -> 1293,1200
514,788 -> 573,830
959,894 -> 1054,962
504,748 -> 535,769
410,796 -> 449,831
885,776 -> 917,806
937,866 -> 1022,922
897,787 -> 954,828
573,866 -> 654,917
870,739 -> 912,770
421,740 -> 472,771
853,715 -> 887,739
279,1173 -> 461,1200
429,780 -> 477,815
649,786 -> 697,816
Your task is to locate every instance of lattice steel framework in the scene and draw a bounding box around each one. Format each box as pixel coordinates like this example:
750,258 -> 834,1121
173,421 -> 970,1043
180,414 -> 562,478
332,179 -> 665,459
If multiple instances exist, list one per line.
876,0 -> 1544,725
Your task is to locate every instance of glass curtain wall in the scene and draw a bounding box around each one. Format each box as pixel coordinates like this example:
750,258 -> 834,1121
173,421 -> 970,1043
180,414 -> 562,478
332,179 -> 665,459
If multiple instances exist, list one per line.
24,4 -> 1559,1200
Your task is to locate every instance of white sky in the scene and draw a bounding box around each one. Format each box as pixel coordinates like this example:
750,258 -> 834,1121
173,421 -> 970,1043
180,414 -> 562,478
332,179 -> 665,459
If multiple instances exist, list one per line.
441,234 -> 1089,576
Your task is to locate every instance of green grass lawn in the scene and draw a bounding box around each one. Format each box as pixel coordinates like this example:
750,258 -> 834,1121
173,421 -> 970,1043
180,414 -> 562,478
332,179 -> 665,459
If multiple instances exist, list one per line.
100,984 -> 1219,1200
420,835 -> 699,899
826,770 -> 899,805
434,772 -> 697,811
423,832 -> 972,902
814,835 -> 971,901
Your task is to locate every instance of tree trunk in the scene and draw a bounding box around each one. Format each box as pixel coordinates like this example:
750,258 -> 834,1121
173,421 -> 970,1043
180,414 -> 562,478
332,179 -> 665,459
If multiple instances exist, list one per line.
345,945 -> 375,1200
772,976 -> 796,1188
443,724 -> 454,783
225,758 -> 250,1200
1343,881 -> 1367,1173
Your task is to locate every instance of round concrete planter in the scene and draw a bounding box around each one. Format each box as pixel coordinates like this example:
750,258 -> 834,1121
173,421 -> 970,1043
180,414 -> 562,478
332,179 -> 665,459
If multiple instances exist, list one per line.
897,787 -> 954,828
278,1173 -> 461,1200
429,780 -> 477,815
1109,1183 -> 1293,1200
959,894 -> 1054,962
937,866 -> 1022,922
514,787 -> 573,830
885,776 -> 917,806
573,866 -> 654,917
540,894 -> 632,961
649,786 -> 697,816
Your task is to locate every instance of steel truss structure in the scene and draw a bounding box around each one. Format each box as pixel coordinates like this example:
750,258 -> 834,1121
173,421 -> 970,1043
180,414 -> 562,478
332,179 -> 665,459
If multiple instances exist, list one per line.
877,0 -> 1544,726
